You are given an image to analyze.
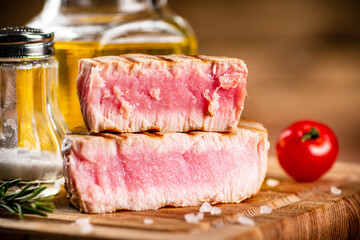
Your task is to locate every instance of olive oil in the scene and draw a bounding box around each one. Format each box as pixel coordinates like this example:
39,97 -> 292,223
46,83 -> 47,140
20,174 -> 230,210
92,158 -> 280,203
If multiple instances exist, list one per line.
54,42 -> 97,132
54,37 -> 197,131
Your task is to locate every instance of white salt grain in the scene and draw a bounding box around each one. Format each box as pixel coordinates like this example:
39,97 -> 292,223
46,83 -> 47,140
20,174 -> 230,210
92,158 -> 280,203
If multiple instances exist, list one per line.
185,212 -> 206,224
143,219 -> 154,225
237,215 -> 255,227
0,148 -> 62,181
72,218 -> 93,234
199,202 -> 212,213
196,212 -> 204,220
184,213 -> 199,224
330,186 -> 342,195
266,178 -> 280,187
259,205 -> 272,214
210,206 -> 222,215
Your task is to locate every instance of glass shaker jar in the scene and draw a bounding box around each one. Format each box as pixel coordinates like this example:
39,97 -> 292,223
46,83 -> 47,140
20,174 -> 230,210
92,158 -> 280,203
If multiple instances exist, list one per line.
28,0 -> 197,135
0,27 -> 63,195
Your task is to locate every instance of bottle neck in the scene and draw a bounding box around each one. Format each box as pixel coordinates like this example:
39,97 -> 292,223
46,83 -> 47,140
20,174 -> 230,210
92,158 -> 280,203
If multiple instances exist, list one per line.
28,0 -> 171,31
60,0 -> 167,13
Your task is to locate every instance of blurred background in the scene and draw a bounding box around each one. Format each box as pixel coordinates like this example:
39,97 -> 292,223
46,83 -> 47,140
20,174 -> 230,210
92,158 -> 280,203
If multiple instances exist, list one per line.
1,0 -> 359,162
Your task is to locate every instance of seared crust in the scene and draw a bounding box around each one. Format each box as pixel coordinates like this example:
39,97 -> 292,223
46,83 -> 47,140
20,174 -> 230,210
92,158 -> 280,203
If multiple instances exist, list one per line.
67,118 -> 265,138
83,54 -> 246,66
61,138 -> 81,211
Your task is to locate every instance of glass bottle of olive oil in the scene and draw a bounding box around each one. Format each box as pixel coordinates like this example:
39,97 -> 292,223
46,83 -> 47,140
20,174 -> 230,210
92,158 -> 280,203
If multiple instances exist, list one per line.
28,0 -> 197,137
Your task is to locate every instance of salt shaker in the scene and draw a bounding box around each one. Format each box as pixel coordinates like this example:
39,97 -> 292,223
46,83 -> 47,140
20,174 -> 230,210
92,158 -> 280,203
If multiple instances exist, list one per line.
0,27 -> 63,195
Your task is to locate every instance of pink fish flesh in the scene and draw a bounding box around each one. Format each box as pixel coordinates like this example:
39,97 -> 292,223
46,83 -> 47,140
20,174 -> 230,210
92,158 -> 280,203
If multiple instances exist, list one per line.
76,54 -> 248,133
62,119 -> 269,213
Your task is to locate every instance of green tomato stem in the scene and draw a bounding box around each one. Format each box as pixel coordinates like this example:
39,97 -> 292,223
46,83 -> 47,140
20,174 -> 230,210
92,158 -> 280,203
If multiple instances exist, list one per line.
301,127 -> 320,142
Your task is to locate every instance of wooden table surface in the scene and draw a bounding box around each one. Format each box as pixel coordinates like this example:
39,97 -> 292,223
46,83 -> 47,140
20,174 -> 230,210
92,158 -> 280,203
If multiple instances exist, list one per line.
1,157 -> 359,240
0,1 -> 359,239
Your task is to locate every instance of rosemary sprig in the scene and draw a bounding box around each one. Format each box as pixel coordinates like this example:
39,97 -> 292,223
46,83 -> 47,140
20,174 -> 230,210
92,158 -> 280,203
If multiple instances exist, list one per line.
0,179 -> 55,219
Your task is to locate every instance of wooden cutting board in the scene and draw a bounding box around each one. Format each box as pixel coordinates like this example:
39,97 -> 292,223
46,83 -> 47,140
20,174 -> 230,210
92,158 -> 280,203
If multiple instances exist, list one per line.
1,157 -> 359,240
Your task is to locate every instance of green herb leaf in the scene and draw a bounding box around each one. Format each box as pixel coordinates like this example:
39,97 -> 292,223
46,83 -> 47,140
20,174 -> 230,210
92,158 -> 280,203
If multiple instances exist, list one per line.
14,202 -> 23,219
0,203 -> 17,214
22,205 -> 48,217
5,183 -> 33,201
19,186 -> 47,202
0,179 -> 55,219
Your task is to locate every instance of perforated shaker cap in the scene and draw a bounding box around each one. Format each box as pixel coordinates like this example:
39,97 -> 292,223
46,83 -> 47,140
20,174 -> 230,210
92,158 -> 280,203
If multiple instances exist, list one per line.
0,26 -> 54,58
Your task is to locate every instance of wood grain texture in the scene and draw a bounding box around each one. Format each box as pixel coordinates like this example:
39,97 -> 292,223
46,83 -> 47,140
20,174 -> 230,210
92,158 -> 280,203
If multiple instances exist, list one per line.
0,157 -> 359,240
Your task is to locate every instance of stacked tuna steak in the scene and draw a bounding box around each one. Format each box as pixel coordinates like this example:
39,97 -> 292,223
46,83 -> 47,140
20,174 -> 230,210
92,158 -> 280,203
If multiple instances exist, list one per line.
76,54 -> 248,133
62,54 -> 269,213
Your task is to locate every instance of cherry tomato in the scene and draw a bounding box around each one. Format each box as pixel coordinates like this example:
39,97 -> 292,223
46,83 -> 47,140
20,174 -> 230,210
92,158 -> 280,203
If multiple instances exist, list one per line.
276,120 -> 339,182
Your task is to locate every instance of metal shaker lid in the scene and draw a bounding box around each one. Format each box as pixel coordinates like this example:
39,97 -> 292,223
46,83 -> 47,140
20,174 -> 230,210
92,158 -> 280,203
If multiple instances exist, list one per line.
0,27 -> 54,58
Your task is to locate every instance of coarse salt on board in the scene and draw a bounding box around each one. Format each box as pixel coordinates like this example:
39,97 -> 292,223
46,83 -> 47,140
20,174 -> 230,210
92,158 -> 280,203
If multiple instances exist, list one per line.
184,212 -> 205,224
199,202 -> 212,213
237,216 -> 255,226
196,212 -> 204,220
259,205 -> 272,214
266,178 -> 280,187
184,213 -> 200,224
330,186 -> 342,195
143,219 -> 154,225
211,206 -> 222,215
71,218 -> 93,234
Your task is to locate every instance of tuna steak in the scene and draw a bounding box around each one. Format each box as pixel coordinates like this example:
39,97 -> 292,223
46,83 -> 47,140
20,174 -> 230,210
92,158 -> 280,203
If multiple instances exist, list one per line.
77,54 -> 248,133
62,119 -> 269,213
